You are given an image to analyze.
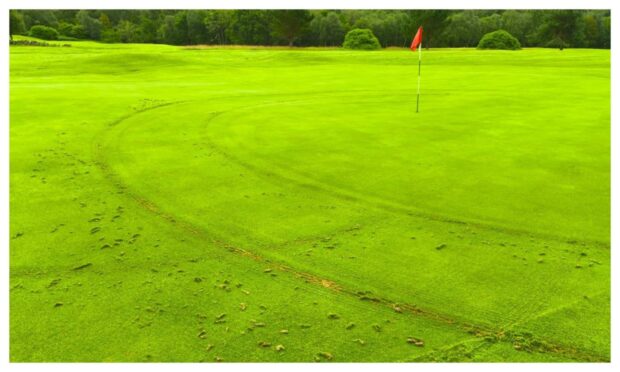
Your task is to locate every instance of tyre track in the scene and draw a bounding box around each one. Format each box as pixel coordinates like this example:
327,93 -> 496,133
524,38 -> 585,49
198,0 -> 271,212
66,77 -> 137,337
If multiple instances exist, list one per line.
200,105 -> 608,249
91,99 -> 608,362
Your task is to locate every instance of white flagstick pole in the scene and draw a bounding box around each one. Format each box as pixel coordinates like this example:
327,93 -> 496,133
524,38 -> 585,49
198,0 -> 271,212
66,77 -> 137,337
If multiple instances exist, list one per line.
416,42 -> 422,113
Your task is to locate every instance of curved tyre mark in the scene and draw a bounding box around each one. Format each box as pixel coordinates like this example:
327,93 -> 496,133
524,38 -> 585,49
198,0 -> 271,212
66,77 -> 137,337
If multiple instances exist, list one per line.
201,106 -> 608,249
92,100 -> 607,362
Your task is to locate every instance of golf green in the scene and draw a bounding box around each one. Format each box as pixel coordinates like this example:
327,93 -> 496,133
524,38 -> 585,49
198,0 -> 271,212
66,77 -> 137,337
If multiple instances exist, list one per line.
10,37 -> 610,362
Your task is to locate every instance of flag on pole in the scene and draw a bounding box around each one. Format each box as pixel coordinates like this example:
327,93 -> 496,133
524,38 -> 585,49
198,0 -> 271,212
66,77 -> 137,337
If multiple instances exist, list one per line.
411,26 -> 423,113
410,26 -> 423,51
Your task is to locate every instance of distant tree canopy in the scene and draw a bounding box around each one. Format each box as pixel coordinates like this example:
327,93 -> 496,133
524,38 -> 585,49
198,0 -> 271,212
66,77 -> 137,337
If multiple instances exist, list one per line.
9,9 -> 611,49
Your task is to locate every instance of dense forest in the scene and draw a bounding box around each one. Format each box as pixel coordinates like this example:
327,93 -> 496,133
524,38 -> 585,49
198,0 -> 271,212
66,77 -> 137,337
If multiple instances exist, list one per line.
9,9 -> 611,48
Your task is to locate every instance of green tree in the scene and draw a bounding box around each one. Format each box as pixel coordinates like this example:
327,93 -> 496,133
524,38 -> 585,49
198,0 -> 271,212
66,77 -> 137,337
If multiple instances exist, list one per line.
156,11 -> 192,45
355,11 -> 410,47
117,20 -> 137,43
386,11 -> 412,47
57,22 -> 75,37
271,10 -> 312,46
158,15 -> 177,44
10,10 -> 26,40
186,10 -> 208,44
53,10 -> 78,24
309,11 -> 345,46
501,10 -> 535,46
173,11 -> 189,44
71,24 -> 87,39
98,12 -> 117,42
76,10 -> 102,40
600,15 -> 611,48
582,11 -> 610,48
22,10 -> 58,29
99,13 -> 112,30
442,11 -> 482,47
136,15 -> 158,43
411,10 -> 450,48
227,10 -> 272,45
480,13 -> 502,34
536,10 -> 585,48
204,10 -> 233,45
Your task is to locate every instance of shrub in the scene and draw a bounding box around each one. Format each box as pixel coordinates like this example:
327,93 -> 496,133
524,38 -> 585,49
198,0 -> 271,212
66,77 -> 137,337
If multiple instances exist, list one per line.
477,29 -> 521,50
342,28 -> 381,50
29,25 -> 59,40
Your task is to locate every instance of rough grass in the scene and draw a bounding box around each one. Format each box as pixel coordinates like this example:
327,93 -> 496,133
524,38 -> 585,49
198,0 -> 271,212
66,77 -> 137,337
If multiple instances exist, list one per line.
10,35 -> 610,362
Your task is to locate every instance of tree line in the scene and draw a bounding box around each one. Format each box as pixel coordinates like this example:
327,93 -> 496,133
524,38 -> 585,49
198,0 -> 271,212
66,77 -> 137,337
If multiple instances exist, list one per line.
9,9 -> 610,49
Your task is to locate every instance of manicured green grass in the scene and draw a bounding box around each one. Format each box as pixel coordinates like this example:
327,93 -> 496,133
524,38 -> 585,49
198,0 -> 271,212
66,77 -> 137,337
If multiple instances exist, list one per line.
10,35 -> 610,362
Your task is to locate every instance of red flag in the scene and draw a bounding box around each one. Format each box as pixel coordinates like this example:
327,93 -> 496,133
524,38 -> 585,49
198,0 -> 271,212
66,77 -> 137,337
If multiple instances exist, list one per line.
410,26 -> 423,51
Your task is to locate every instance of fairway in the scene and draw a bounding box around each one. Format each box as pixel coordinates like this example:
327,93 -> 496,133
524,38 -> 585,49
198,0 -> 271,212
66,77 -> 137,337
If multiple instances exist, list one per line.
9,38 -> 610,362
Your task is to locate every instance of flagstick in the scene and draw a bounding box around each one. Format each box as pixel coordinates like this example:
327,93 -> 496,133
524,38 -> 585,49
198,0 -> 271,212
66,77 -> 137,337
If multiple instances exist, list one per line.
416,42 -> 422,113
